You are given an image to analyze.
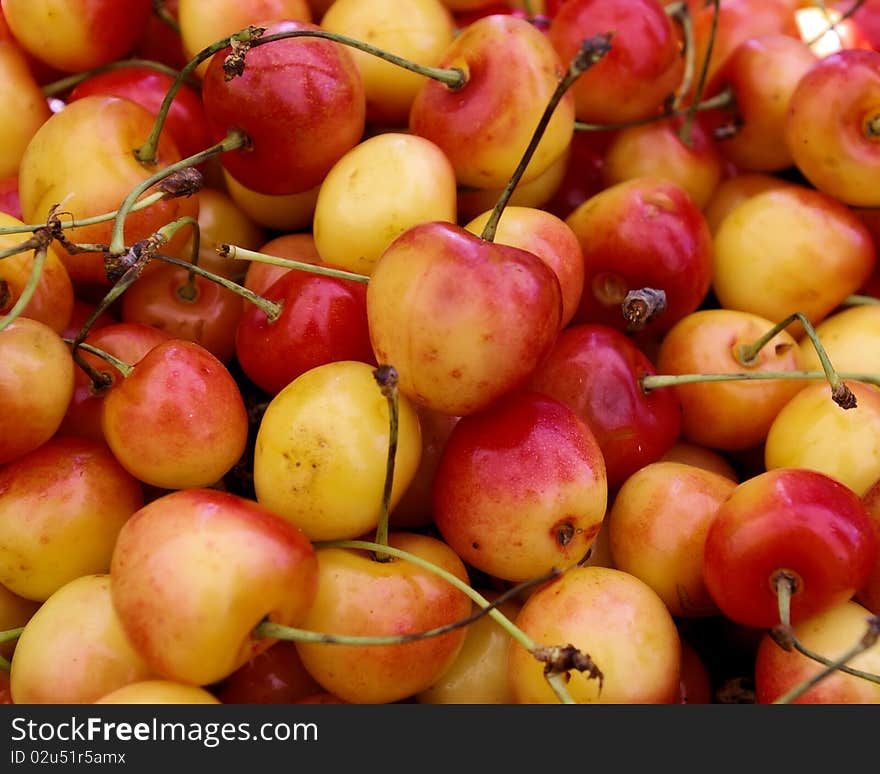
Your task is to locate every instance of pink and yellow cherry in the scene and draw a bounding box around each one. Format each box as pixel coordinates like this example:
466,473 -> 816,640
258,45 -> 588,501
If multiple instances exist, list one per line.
711,184 -> 876,332
0,175 -> 21,219
110,488 -> 319,686
58,321 -> 172,444
177,0 -> 313,79
464,205 -> 584,328
0,212 -> 74,334
320,0 -> 456,127
565,177 -> 714,338
17,94 -> 199,289
0,435 -> 143,602
508,565 -> 682,703
754,599 -> 880,703
96,680 -> 222,704
764,380 -> 880,498
652,308 -> 807,452
785,48 -> 880,207
9,574 -> 155,704
119,262 -> 245,365
313,132 -> 458,276
432,390 -> 607,583
294,532 -> 472,704
367,221 -> 563,417
700,34 -> 819,172
201,19 -> 365,196
234,264 -> 375,396
253,360 -> 422,541
527,323 -> 683,492
702,468 -> 879,630
601,117 -> 726,210
100,338 -> 249,490
548,0 -> 683,124
0,39 -> 51,178
409,13 -> 574,190
0,0 -> 153,73
416,590 -> 522,704
213,641 -> 322,704
0,317 -> 74,466
242,232 -> 322,295
66,64 -> 211,163
607,461 -> 737,618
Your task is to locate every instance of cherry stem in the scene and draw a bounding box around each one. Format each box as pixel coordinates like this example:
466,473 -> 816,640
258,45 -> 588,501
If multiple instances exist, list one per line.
135,26 -> 264,164
0,627 -> 23,645
679,0 -> 719,147
154,251 -> 282,321
843,294 -> 879,306
152,0 -> 180,34
807,0 -> 867,47
480,31 -> 614,244
773,616 -> 880,703
622,287 -> 667,333
641,369 -> 880,392
0,243 -> 48,332
218,243 -> 370,284
866,113 -> 880,139
575,87 -> 734,133
63,338 -> 133,383
314,539 -> 587,704
166,216 -> 201,301
735,311 -> 856,409
247,29 -> 466,90
109,129 -> 246,256
371,365 -> 399,563
0,655 -> 9,672
0,190 -> 174,238
774,570 -> 797,628
669,2 -> 695,112
254,568 -> 556,648
41,58 -> 194,98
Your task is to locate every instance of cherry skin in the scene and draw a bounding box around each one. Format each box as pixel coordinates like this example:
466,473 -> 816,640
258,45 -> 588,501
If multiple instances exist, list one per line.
366,221 -> 563,417
100,338 -> 249,490
857,477 -> 880,614
528,323 -> 682,492
201,19 -> 365,196
702,467 -> 879,629
213,641 -> 322,704
234,264 -> 375,396
565,177 -> 714,338
9,573 -> 154,704
432,390 -> 607,583
110,488 -> 319,687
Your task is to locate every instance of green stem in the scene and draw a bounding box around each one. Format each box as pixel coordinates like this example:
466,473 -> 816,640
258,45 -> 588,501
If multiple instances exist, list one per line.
316,539 -> 584,704
0,654 -> 10,672
641,370 -> 880,391
248,29 -> 466,90
679,0 -> 719,146
154,251 -> 281,321
735,311 -> 855,409
480,31 -> 613,243
135,26 -> 264,164
0,244 -> 48,332
218,244 -> 370,284
669,3 -> 695,112
63,339 -> 133,381
110,129 -> 248,256
0,190 -> 169,237
774,616 -> 880,704
575,87 -> 734,133
160,216 -> 200,300
0,627 -> 24,645
153,0 -> 180,34
41,58 -> 192,98
842,294 -> 880,306
371,365 -> 399,562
